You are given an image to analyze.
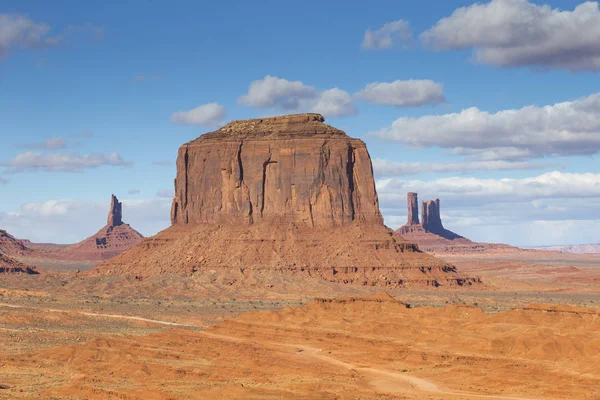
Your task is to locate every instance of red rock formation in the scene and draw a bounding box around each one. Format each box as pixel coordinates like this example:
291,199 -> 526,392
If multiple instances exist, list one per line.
107,194 -> 123,226
0,230 -> 44,272
171,113 -> 382,227
97,114 -> 479,288
407,192 -> 420,226
0,251 -> 38,274
421,198 -> 460,238
54,195 -> 144,261
400,194 -> 463,240
397,193 -> 515,253
0,229 -> 32,258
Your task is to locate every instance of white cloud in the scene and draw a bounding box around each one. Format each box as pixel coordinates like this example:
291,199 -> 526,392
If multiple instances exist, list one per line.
377,172 -> 600,206
356,80 -> 445,107
128,189 -> 141,195
0,198 -> 171,244
421,0 -> 600,71
170,103 -> 226,127
312,88 -> 356,117
449,147 -> 535,162
372,158 -> 552,177
362,20 -> 412,50
370,92 -> 600,160
21,137 -> 67,150
0,14 -> 59,58
1,152 -> 132,173
156,189 -> 174,198
238,75 -> 318,110
238,76 -> 356,118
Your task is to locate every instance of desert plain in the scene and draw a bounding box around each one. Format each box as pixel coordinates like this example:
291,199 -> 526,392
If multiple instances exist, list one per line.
1,250 -> 600,400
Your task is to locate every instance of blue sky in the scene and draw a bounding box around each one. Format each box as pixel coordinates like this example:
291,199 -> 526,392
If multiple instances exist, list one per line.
1,0 -> 600,246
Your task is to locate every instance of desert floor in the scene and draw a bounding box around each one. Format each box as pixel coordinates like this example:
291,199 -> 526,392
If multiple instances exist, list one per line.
1,251 -> 599,399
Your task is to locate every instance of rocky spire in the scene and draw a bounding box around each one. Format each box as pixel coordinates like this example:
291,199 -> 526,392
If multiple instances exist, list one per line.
406,192 -> 420,225
422,198 -> 443,233
107,194 -> 123,227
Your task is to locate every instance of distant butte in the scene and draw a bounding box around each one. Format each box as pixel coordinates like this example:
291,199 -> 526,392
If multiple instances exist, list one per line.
399,192 -> 465,241
97,113 -> 480,288
54,195 -> 144,261
396,192 -> 513,253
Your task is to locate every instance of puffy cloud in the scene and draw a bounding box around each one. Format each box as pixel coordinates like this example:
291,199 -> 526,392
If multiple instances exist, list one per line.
372,158 -> 552,177
421,0 -> 600,71
376,171 -> 600,207
0,198 -> 171,244
361,20 -> 412,50
370,92 -> 600,160
238,75 -> 318,110
356,80 -> 445,107
238,75 -> 355,117
128,189 -> 141,195
21,137 -> 67,150
156,189 -> 174,198
1,152 -> 132,173
0,14 -> 59,58
312,88 -> 356,117
170,103 -> 226,127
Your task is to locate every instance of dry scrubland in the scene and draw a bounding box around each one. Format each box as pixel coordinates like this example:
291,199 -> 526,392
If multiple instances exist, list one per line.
1,253 -> 600,400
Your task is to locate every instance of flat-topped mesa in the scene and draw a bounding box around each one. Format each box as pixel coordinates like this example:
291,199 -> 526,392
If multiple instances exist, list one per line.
171,113 -> 383,227
406,192 -> 420,225
107,194 -> 123,227
97,118 -> 481,288
194,113 -> 346,142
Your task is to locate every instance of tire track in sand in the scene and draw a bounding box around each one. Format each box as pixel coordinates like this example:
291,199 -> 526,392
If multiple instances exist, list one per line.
1,303 -> 545,400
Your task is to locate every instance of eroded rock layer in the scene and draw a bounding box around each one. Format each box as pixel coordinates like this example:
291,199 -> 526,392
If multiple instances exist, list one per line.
0,230 -> 32,258
171,113 -> 382,227
0,253 -> 38,274
98,114 -> 479,288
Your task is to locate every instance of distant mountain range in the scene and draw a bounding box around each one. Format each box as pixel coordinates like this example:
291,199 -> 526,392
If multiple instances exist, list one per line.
532,244 -> 600,254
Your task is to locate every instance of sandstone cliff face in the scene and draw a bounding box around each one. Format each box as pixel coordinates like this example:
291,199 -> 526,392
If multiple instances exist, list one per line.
422,199 -> 443,234
0,230 -> 32,258
0,252 -> 38,274
0,231 -> 37,274
406,192 -> 420,225
107,194 -> 123,226
171,113 -> 382,228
